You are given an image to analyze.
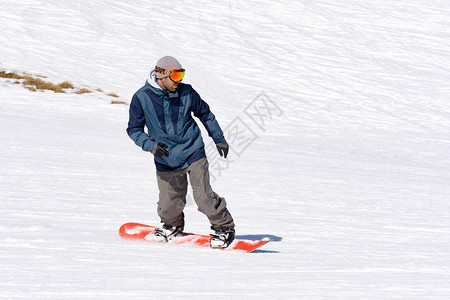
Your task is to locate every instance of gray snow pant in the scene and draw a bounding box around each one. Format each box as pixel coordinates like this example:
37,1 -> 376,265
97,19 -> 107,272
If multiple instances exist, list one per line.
156,157 -> 235,230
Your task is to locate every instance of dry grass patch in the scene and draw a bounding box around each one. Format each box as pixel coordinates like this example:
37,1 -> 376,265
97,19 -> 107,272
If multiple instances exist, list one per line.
23,77 -> 65,93
0,71 -> 23,79
111,100 -> 128,105
59,81 -> 74,89
108,92 -> 119,98
26,86 -> 37,92
1,71 -> 74,93
24,72 -> 46,78
1,69 -> 127,105
75,88 -> 92,94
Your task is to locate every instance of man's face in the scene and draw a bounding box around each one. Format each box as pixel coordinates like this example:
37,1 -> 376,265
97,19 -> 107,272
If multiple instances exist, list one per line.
158,76 -> 179,92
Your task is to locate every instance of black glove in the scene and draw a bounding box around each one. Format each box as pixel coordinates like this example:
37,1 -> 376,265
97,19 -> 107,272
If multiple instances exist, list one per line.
152,142 -> 169,157
216,143 -> 229,159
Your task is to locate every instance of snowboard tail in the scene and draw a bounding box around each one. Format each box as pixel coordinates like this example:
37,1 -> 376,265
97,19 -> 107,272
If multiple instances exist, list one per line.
119,222 -> 270,253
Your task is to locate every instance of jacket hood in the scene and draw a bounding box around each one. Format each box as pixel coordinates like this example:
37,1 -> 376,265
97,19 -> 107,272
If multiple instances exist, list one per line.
148,69 -> 162,90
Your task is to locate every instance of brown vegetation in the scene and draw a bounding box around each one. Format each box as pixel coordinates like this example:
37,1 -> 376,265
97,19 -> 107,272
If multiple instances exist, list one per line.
75,88 -> 92,94
0,71 -> 22,79
59,81 -> 74,89
111,100 -> 128,105
0,71 -> 73,93
1,69 -> 127,104
22,77 -> 65,93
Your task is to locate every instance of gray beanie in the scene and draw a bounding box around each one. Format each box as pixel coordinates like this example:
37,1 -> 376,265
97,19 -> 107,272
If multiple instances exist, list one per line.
155,56 -> 182,78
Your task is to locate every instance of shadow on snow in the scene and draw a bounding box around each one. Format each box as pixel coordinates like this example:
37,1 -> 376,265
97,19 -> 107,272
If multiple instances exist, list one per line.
236,234 -> 283,242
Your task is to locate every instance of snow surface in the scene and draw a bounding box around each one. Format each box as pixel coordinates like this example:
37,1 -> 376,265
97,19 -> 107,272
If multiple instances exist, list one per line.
1,1 -> 450,299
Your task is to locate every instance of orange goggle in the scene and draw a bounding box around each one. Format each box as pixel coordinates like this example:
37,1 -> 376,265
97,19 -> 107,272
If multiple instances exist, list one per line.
161,68 -> 185,82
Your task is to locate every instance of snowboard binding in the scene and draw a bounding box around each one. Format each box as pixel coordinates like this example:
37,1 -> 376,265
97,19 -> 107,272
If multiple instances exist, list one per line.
153,223 -> 184,242
210,228 -> 235,249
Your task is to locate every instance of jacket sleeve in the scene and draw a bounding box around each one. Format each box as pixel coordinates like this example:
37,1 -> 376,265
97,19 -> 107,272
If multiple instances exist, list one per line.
191,89 -> 227,145
126,94 -> 157,152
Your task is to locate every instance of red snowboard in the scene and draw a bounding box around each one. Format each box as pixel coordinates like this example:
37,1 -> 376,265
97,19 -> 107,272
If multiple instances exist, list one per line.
119,222 -> 270,253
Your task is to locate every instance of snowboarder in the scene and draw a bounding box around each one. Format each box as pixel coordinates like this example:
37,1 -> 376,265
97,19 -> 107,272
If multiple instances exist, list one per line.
126,56 -> 235,248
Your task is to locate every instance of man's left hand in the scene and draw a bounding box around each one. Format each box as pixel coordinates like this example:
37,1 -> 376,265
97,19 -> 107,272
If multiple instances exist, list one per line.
217,143 -> 229,159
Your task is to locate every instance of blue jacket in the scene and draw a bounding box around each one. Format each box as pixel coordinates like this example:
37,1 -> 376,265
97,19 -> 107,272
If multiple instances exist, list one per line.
127,80 -> 227,171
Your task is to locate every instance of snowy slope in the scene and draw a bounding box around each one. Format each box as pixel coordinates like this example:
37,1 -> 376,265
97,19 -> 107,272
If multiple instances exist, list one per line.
1,1 -> 450,299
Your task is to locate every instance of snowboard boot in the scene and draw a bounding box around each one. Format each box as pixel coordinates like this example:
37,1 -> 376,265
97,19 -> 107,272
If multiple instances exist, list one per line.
210,227 -> 235,248
153,222 -> 184,242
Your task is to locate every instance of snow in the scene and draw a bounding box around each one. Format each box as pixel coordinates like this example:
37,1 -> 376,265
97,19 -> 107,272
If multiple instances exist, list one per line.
1,0 -> 450,299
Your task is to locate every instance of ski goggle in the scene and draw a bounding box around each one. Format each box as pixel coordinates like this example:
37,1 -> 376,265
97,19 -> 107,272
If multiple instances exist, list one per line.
158,67 -> 185,82
169,68 -> 185,82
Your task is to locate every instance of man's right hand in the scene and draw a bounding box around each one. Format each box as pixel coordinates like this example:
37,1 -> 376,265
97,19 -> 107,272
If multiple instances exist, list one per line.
151,142 -> 169,157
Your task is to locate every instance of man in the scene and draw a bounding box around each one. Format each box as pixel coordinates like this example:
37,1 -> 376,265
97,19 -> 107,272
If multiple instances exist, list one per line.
126,56 -> 235,248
